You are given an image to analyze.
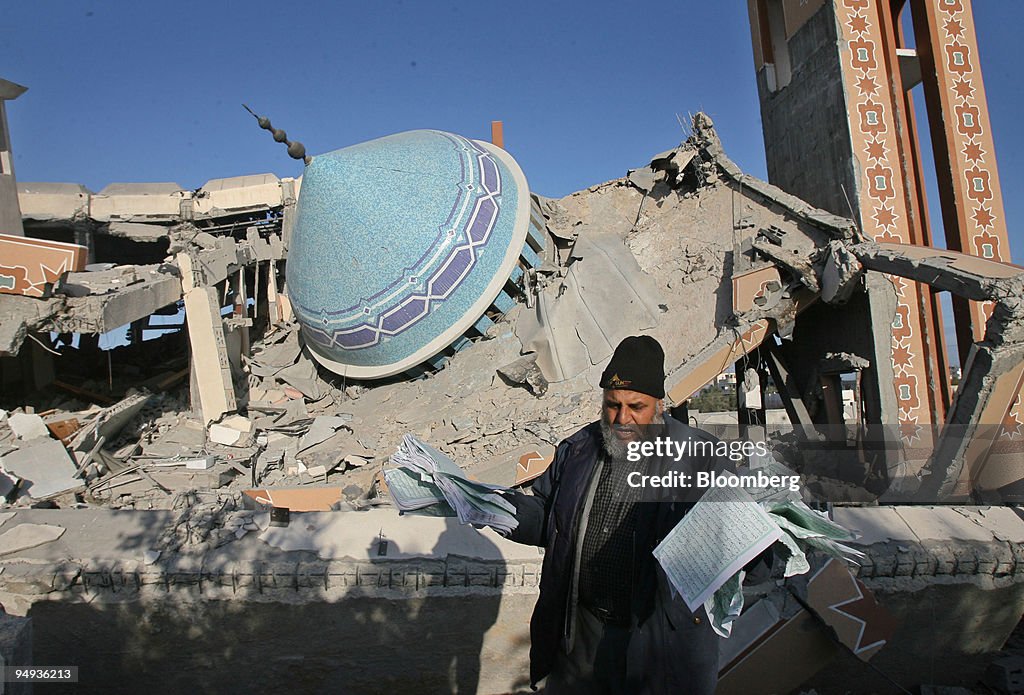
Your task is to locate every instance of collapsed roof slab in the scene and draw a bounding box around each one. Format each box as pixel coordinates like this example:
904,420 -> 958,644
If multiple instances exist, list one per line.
55,266 -> 184,336
0,263 -> 182,356
17,182 -> 92,222
18,174 -> 298,227
0,221 -> 286,358
0,293 -> 63,356
193,173 -> 286,218
90,183 -> 188,223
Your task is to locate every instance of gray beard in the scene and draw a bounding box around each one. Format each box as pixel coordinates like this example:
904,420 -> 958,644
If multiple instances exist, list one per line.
599,418 -> 632,462
599,417 -> 667,462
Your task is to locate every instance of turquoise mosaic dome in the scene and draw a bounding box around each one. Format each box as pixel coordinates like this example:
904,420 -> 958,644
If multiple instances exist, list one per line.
288,130 -> 531,378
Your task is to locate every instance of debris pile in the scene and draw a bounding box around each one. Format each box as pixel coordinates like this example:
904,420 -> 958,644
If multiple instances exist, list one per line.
3,114 -> 1024,522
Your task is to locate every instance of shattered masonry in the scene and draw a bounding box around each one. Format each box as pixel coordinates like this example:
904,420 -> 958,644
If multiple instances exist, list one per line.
3,35 -> 1024,691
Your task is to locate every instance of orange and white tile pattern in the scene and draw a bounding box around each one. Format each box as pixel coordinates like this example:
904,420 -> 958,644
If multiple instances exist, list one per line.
835,0 -> 934,442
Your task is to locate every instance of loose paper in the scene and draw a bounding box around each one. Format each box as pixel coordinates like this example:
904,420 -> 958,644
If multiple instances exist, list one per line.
653,485 -> 782,612
385,434 -> 518,534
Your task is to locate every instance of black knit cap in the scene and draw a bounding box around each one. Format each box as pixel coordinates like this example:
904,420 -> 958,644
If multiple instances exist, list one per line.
599,335 -> 665,398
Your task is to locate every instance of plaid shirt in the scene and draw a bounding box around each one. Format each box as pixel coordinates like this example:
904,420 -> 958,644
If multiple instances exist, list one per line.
577,450 -> 646,622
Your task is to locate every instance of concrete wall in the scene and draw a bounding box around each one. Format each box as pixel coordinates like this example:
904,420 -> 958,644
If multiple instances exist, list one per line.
26,593 -> 535,694
0,508 -> 541,694
3,505 -> 1024,694
756,1 -> 860,221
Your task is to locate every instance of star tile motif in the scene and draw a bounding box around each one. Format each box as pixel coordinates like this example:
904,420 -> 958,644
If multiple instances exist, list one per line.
962,139 -> 985,163
899,416 -> 922,445
1001,397 -> 1024,440
856,74 -> 880,97
952,76 -> 975,101
891,343 -> 914,373
972,206 -> 996,231
831,578 -> 898,655
873,204 -> 898,230
944,18 -> 965,39
865,137 -> 887,162
847,12 -> 870,35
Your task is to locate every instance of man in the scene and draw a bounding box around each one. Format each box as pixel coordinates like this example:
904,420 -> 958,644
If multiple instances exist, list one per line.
507,335 -> 737,694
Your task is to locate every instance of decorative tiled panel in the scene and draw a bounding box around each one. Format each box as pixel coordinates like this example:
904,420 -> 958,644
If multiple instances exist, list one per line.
921,0 -> 1022,439
0,233 -> 86,297
924,0 -> 1010,334
834,0 -> 935,442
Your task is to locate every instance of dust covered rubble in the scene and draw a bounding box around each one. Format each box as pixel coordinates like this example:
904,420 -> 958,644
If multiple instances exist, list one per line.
0,115 -> 850,519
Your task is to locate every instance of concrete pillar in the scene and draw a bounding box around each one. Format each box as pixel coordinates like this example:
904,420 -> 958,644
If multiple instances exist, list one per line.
0,78 -> 27,237
29,334 -> 55,390
184,286 -> 237,424
73,226 -> 96,265
746,1 -> 944,442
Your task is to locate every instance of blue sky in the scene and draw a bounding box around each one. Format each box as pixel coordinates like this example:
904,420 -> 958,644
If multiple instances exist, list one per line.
2,1 -> 1021,266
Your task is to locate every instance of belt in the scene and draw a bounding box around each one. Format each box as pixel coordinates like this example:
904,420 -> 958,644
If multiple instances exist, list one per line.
583,604 -> 631,628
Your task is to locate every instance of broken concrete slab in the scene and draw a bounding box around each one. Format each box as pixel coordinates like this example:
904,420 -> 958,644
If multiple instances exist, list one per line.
208,415 -> 255,447
55,265 -> 182,335
960,507 -> 1024,543
296,415 -> 352,455
0,293 -> 64,356
830,506 -> 919,545
184,285 -> 237,423
496,355 -> 548,397
61,264 -> 143,297
6,412 -> 49,440
894,506 -> 1006,543
247,329 -> 302,377
821,239 -> 863,304
275,344 -> 325,400
0,438 -> 80,499
0,523 -> 65,556
295,430 -> 351,473
89,182 -> 187,222
516,232 -> 666,384
18,181 -> 91,221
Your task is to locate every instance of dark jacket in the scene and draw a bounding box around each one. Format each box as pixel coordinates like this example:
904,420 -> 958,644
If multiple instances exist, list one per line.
508,415 -> 733,694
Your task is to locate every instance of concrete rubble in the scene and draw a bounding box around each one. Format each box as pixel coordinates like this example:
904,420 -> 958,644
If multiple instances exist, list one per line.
5,114 -> 1019,513
2,113 -> 1024,692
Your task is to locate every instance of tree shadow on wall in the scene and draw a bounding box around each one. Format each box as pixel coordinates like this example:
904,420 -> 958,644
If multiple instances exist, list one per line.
25,515 -> 522,694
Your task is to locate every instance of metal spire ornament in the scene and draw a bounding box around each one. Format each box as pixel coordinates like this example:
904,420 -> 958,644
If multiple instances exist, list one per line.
242,104 -> 312,165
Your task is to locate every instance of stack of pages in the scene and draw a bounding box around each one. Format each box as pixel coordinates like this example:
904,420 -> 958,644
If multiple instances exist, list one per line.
653,482 -> 865,638
384,434 -> 519,534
